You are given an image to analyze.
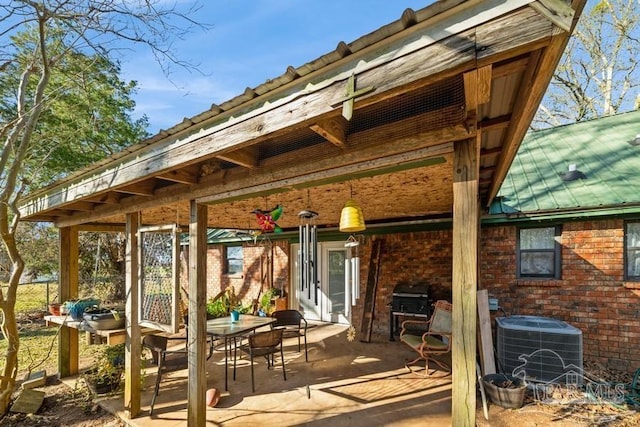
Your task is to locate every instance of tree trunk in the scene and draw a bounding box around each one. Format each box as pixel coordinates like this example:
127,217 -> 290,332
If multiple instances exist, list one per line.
0,301 -> 19,415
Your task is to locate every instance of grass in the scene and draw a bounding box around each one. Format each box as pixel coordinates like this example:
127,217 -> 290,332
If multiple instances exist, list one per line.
1,282 -> 59,313
0,282 -> 98,379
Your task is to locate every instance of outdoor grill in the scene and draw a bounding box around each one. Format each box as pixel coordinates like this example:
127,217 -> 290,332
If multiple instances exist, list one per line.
389,282 -> 432,340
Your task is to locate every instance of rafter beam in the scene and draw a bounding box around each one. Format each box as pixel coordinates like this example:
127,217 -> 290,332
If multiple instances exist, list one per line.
116,180 -> 156,196
310,116 -> 348,148
479,114 -> 511,131
216,147 -> 258,169
63,201 -> 96,212
84,192 -> 121,205
157,168 -> 199,185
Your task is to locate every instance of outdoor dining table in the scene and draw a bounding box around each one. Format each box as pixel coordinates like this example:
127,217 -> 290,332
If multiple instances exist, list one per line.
206,314 -> 276,390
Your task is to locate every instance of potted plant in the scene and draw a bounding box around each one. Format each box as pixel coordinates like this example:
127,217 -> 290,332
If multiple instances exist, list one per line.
259,287 -> 285,315
83,343 -> 125,394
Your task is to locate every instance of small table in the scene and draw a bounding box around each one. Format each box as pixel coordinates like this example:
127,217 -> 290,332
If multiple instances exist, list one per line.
207,315 -> 276,390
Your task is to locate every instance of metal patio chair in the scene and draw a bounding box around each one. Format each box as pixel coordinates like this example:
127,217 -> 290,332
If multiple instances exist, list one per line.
239,328 -> 286,392
271,309 -> 308,362
400,300 -> 452,376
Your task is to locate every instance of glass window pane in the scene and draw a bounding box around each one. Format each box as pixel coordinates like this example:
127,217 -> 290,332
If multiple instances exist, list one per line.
627,223 -> 640,248
520,252 -> 555,275
226,246 -> 243,274
228,260 -> 243,275
226,246 -> 242,260
520,228 -> 555,250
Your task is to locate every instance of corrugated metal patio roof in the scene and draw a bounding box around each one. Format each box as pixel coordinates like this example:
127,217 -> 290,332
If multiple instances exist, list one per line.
490,109 -> 640,217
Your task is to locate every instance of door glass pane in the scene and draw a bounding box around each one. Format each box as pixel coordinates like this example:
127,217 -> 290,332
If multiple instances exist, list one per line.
520,228 -> 555,249
328,250 -> 346,315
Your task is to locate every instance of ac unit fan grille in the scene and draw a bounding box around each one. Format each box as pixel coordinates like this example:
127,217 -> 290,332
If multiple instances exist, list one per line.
496,316 -> 583,384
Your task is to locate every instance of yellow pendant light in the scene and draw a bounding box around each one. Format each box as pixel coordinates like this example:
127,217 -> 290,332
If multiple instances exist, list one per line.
339,199 -> 366,232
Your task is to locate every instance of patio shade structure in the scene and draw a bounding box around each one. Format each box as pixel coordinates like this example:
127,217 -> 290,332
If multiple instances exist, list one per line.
18,1 -> 586,425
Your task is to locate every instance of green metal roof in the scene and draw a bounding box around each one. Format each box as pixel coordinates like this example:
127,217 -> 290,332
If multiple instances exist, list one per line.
490,110 -> 640,218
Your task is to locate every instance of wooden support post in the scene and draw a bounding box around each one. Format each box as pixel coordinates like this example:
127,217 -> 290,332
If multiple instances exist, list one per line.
452,138 -> 480,427
58,226 -> 78,377
187,201 -> 207,427
124,212 -> 141,418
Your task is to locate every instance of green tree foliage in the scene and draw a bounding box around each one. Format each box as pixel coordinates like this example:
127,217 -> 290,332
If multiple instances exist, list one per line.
534,0 -> 640,128
0,31 -> 149,187
0,0 -> 205,415
15,222 -> 58,278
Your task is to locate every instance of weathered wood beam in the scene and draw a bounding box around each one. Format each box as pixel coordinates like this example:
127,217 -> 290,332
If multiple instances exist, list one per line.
529,0 -> 575,33
487,0 -> 587,205
492,57 -> 528,79
77,224 -> 126,232
463,65 -> 490,137
199,144 -> 451,205
156,168 -> 199,185
310,116 -> 348,148
187,201 -> 207,426
476,7 -> 552,69
479,114 -> 511,131
476,65 -> 492,105
62,201 -> 96,212
58,227 -> 79,377
480,147 -> 502,158
216,147 -> 258,169
116,180 -> 156,196
21,5 -> 555,219
124,212 -> 141,418
84,192 -> 122,205
452,138 -> 480,427
53,109 -> 468,227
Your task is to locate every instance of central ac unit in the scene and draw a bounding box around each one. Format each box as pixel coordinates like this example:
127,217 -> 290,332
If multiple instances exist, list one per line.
496,316 -> 583,384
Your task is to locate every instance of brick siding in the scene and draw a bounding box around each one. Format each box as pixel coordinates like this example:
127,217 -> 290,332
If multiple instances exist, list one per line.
181,218 -> 640,372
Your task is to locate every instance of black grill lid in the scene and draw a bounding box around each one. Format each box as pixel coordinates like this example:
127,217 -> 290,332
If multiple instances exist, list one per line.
392,282 -> 430,297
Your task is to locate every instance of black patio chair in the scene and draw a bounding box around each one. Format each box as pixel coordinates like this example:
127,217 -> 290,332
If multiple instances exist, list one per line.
239,328 -> 286,392
271,309 -> 308,362
142,334 -> 189,415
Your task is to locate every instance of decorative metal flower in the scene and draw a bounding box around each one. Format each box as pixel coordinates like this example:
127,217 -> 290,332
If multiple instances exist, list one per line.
347,325 -> 356,342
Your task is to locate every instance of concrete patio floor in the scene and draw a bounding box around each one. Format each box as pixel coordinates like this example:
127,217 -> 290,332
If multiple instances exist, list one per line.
98,322 -> 453,426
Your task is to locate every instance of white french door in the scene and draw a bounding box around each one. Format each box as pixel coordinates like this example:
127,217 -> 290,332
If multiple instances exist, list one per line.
292,242 -> 349,324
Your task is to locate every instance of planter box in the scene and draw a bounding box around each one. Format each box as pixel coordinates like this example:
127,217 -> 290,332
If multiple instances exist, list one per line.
84,309 -> 125,330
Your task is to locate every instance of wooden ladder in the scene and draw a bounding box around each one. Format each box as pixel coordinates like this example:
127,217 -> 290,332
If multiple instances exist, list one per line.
360,238 -> 384,343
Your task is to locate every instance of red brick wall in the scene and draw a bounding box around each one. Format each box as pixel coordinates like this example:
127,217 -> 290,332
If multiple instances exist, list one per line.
181,219 -> 640,372
351,220 -> 639,372
480,219 -> 640,372
350,230 -> 454,339
179,241 -> 290,309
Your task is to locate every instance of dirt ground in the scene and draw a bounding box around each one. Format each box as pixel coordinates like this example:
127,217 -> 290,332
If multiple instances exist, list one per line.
1,377 -> 124,427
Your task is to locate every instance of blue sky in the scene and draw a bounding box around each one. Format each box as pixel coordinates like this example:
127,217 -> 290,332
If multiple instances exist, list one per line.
121,1 -> 432,134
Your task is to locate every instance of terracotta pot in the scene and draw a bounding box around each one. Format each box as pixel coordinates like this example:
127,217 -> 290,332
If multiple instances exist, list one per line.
48,303 -> 61,316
